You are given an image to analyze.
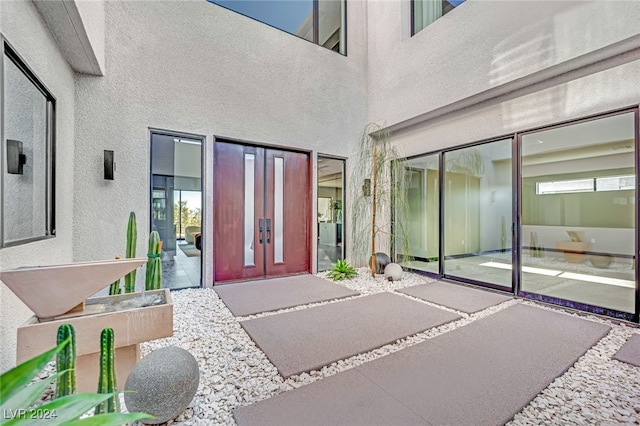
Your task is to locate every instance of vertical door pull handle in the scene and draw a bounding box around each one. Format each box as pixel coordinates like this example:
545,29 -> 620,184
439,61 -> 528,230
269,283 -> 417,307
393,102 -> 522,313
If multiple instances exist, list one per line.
266,218 -> 271,243
259,218 -> 265,244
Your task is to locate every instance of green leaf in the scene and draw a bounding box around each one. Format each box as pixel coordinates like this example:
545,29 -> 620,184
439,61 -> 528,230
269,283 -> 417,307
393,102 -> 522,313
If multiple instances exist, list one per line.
64,412 -> 153,426
0,370 -> 66,415
3,393 -> 119,426
0,339 -> 68,403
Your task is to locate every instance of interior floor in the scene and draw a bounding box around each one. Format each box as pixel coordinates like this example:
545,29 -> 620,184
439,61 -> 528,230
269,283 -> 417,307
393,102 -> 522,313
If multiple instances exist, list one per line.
162,240 -> 201,289
403,251 -> 635,314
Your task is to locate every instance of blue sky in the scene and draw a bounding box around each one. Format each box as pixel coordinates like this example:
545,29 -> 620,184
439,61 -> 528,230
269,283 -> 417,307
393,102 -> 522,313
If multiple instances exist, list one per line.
209,0 -> 313,34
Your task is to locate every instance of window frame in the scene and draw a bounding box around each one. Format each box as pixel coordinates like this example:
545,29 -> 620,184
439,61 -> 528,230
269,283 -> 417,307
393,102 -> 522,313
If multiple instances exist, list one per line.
1,40 -> 57,248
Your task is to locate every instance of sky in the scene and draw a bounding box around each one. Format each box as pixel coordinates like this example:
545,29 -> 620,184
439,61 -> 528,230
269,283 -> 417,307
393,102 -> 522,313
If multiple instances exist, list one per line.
208,0 -> 313,34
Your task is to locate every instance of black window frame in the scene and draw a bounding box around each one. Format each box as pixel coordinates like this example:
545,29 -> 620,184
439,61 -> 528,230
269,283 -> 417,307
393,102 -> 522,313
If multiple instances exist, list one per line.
1,40 -> 57,248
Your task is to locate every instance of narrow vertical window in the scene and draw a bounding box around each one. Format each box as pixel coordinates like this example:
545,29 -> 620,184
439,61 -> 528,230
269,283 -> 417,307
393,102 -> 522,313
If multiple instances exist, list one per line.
244,153 -> 255,266
413,0 -> 466,35
274,157 -> 284,263
2,44 -> 56,246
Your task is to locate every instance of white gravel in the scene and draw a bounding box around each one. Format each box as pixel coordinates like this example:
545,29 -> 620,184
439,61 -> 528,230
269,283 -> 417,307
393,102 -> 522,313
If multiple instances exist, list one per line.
33,269 -> 640,425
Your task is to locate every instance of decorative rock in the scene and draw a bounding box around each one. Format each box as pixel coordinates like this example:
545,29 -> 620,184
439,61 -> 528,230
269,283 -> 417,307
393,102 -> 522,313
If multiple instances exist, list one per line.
125,346 -> 200,424
371,252 -> 391,274
384,263 -> 403,281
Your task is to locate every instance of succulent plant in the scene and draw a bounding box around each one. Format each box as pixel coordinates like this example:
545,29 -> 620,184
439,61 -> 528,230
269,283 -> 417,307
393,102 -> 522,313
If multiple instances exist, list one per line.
327,259 -> 358,281
108,256 -> 122,295
124,212 -> 137,293
95,328 -> 119,414
54,324 -> 76,398
145,231 -> 162,291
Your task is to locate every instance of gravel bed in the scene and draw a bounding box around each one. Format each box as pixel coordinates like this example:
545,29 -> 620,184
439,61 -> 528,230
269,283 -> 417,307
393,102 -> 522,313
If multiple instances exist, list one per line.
30,269 -> 640,425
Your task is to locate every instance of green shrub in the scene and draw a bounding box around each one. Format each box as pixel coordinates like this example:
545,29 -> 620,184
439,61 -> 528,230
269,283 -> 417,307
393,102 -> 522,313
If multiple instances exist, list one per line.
0,338 -> 151,425
327,259 -> 358,281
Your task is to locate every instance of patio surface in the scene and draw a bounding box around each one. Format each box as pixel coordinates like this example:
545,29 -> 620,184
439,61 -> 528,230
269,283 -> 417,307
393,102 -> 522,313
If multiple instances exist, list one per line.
398,280 -> 513,313
213,274 -> 358,316
614,333 -> 640,367
240,292 -> 460,377
234,303 -> 610,426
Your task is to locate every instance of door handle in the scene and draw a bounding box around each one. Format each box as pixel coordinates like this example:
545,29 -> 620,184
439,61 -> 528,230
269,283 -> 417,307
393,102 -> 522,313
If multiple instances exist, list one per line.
259,219 -> 265,244
266,218 -> 271,243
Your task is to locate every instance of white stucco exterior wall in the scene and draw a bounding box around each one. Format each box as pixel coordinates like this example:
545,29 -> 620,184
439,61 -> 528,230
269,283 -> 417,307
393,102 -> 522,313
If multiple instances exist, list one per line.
0,0 -> 76,372
367,0 -> 640,129
72,0 -> 368,284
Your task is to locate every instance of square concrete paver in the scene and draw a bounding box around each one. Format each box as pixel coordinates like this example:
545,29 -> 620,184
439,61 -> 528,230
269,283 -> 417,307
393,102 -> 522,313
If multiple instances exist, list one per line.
233,369 -> 428,426
614,333 -> 640,367
241,292 -> 460,377
356,303 -> 610,426
214,274 -> 358,316
398,280 -> 512,313
235,303 -> 609,426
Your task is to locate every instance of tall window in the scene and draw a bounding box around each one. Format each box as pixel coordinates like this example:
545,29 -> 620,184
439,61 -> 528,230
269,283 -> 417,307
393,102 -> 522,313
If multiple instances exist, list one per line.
208,0 -> 346,54
413,0 -> 466,35
2,43 -> 56,247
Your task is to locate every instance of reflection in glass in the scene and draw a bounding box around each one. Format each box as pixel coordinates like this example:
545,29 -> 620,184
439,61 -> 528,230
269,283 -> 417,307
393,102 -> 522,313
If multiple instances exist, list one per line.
443,139 -> 512,288
520,112 -> 636,313
413,0 -> 466,35
274,157 -> 284,263
244,154 -> 256,266
398,154 -> 440,274
317,157 -> 345,271
3,53 -> 50,243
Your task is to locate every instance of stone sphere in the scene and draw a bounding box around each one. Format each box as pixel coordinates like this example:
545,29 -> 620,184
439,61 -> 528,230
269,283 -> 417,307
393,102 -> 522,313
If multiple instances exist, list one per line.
124,346 -> 200,424
371,252 -> 391,274
384,263 -> 403,281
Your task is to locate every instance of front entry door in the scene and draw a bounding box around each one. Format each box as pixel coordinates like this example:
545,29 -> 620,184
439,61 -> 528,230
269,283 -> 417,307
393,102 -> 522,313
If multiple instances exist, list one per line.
214,141 -> 310,282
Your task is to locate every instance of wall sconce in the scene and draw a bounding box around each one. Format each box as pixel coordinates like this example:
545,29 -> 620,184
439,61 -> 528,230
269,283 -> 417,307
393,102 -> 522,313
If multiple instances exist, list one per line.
7,140 -> 27,175
362,178 -> 371,196
104,150 -> 115,180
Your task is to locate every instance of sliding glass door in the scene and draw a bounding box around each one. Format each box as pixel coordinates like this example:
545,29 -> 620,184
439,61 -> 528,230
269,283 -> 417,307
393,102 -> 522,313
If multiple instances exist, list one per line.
520,112 -> 636,316
443,139 -> 513,289
397,153 -> 440,274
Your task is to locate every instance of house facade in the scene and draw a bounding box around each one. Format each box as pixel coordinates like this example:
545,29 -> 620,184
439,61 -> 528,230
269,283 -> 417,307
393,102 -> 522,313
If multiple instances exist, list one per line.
1,0 -> 639,371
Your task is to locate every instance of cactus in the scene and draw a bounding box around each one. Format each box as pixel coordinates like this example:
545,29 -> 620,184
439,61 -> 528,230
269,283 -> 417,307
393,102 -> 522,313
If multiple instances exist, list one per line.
124,212 -> 137,293
95,328 -> 119,414
145,231 -> 162,291
109,256 -> 122,295
55,324 -> 76,398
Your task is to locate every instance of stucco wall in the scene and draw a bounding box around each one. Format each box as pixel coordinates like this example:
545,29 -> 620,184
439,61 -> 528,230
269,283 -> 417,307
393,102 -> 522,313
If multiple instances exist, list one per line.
0,0 -> 76,372
72,0 -> 368,285
367,0 -> 640,128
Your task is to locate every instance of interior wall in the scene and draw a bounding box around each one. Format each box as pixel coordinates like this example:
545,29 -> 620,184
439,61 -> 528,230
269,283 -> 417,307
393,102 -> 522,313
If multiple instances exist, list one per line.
72,0 -> 368,278
0,0 -> 76,372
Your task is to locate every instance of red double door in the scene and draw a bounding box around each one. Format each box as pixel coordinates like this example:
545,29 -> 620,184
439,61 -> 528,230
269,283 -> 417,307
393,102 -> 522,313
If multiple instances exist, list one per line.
214,141 -> 310,282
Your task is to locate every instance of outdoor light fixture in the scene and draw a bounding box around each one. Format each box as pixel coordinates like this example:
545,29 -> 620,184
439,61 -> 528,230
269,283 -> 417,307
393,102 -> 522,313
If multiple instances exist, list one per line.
7,140 -> 27,175
104,150 -> 115,180
363,178 -> 371,196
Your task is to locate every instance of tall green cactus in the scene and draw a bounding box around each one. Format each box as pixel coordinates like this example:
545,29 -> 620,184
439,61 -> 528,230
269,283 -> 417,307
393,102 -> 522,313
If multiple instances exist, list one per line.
95,328 -> 119,414
145,231 -> 162,291
55,324 -> 76,398
109,256 -> 122,295
124,212 -> 137,293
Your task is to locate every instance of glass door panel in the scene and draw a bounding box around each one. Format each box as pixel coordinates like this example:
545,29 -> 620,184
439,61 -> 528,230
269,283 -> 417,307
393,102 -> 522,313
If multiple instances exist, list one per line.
317,157 -> 345,271
398,153 -> 440,274
520,112 -> 636,314
443,139 -> 513,289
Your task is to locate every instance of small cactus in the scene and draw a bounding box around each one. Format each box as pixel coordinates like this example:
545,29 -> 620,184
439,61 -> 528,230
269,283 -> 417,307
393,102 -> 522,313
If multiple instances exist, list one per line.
55,324 -> 76,398
124,212 -> 137,293
95,328 -> 119,414
109,256 -> 122,295
145,231 -> 162,291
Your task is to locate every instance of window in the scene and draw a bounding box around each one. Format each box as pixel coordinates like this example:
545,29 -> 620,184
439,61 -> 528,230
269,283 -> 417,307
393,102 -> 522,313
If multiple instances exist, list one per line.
2,43 -> 56,246
412,0 -> 466,35
207,0 -> 346,54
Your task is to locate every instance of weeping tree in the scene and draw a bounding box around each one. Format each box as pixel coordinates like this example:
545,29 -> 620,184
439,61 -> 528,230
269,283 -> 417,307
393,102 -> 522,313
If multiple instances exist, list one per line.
350,123 -> 412,277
